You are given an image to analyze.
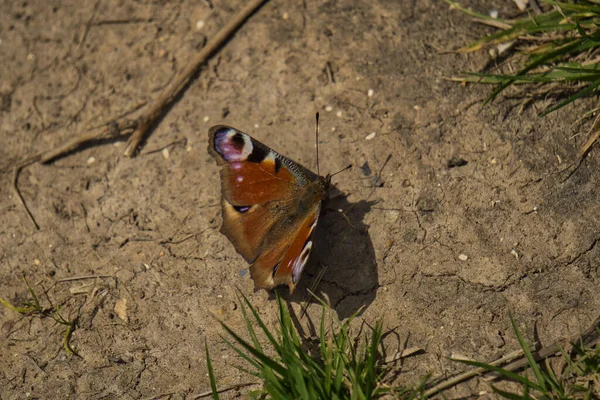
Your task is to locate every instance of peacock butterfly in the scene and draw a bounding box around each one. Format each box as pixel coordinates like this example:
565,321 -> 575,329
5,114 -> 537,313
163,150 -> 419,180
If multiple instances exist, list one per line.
208,124 -> 334,293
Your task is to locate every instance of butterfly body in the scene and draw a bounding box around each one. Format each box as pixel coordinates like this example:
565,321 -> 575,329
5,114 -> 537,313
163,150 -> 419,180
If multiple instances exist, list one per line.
208,125 -> 330,292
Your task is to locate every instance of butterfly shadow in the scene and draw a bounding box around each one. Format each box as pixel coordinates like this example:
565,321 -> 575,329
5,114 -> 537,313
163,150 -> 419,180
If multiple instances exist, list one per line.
274,191 -> 379,320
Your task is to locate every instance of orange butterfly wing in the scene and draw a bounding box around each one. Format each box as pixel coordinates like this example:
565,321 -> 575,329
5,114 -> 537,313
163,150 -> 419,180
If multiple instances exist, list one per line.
208,126 -> 328,292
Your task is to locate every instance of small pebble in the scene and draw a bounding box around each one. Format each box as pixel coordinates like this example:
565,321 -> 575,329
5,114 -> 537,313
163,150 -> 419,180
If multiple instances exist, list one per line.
365,132 -> 376,140
497,42 -> 512,55
203,116 -> 210,122
367,89 -> 374,97
162,148 -> 170,159
114,298 -> 128,322
282,12 -> 289,20
489,9 -> 498,18
325,105 -> 333,112
87,156 -> 96,165
513,0 -> 527,11
458,254 -> 468,261
386,210 -> 400,223
195,20 -> 205,30
336,110 -> 342,117
254,123 -> 259,128
34,259 -> 40,265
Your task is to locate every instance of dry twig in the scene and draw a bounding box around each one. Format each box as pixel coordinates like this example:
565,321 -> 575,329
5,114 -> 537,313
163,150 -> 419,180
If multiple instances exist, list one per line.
123,0 -> 269,156
38,0 -> 269,162
193,382 -> 257,399
12,156 -> 42,230
13,0 -> 270,228
424,314 -> 600,397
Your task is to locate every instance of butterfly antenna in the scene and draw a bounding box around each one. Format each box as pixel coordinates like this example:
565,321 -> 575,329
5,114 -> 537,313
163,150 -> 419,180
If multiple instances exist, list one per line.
315,112 -> 320,176
330,164 -> 353,178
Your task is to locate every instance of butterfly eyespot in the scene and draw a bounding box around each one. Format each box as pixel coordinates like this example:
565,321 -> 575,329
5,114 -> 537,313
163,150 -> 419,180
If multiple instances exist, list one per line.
231,133 -> 246,149
233,205 -> 251,213
213,128 -> 253,161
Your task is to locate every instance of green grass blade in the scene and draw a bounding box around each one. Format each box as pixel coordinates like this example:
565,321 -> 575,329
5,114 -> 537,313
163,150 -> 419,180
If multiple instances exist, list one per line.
544,0 -> 600,14
230,363 -> 261,378
220,335 -> 263,371
540,78 -> 600,116
205,339 -> 220,400
0,297 -> 39,314
509,314 -> 548,392
453,359 -> 545,392
320,305 -> 334,395
492,385 -> 534,400
219,322 -> 287,376
484,38 -> 586,104
237,293 -> 264,353
238,291 -> 280,350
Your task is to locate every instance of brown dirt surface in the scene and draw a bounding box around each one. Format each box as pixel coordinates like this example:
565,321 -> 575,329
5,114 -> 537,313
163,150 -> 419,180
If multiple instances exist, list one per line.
1,0 -> 599,398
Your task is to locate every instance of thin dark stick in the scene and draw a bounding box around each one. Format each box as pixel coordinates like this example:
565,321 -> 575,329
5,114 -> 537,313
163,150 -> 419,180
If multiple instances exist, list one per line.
580,128 -> 600,158
424,348 -> 526,397
123,0 -> 270,156
300,263 -> 328,319
40,120 -> 136,163
12,156 -> 41,230
193,382 -> 257,399
77,0 -> 100,50
315,112 -> 320,176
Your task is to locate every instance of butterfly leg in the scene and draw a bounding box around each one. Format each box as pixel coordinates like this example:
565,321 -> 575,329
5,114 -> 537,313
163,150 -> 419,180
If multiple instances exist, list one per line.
324,206 -> 356,229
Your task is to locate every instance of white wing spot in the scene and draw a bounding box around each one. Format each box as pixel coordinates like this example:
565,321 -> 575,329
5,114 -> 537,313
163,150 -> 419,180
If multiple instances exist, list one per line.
292,241 -> 312,283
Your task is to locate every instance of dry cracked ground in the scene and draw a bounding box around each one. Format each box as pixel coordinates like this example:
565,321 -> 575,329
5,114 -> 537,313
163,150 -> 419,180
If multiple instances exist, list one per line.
0,0 -> 599,398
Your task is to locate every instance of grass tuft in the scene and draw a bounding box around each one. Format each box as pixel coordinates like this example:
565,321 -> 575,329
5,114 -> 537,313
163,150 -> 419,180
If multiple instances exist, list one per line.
205,291 -> 426,399
0,276 -> 78,355
447,0 -> 600,121
204,292 -> 599,398
452,314 -> 600,399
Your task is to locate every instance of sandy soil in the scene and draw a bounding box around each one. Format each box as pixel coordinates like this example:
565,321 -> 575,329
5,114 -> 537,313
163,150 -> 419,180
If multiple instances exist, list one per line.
1,0 -> 599,398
